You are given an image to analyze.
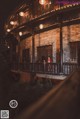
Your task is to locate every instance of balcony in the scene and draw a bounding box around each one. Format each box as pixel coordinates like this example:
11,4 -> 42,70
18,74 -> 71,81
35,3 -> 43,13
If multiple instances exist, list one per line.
11,62 -> 79,76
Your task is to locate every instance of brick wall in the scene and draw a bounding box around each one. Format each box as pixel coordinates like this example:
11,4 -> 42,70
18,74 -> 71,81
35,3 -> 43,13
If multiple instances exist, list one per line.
20,24 -> 80,63
20,37 -> 32,62
63,24 -> 80,62
35,28 -> 60,62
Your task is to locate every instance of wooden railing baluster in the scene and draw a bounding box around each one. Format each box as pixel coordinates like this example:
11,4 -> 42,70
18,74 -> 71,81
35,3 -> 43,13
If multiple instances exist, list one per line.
12,62 -> 78,75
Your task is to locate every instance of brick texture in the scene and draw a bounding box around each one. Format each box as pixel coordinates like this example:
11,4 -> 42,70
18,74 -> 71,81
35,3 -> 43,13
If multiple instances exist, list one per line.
63,24 -> 80,62
19,24 -> 80,63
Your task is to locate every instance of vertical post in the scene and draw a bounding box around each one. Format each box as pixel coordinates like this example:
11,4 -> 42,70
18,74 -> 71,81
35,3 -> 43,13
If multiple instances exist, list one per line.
60,20 -> 63,73
17,35 -> 20,70
32,29 -> 35,72
32,31 -> 35,63
30,29 -> 36,83
10,44 -> 13,64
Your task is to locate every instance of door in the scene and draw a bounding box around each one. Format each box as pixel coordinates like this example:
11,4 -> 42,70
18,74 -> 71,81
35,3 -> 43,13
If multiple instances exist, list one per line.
37,45 -> 52,62
22,48 -> 30,63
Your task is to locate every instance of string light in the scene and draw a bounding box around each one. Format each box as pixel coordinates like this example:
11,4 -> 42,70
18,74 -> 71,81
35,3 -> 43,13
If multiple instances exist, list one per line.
8,46 -> 10,49
49,1 -> 51,5
39,0 -> 46,5
19,12 -> 25,16
39,24 -> 44,29
7,29 -> 11,32
19,32 -> 23,36
10,21 -> 15,25
39,0 -> 50,5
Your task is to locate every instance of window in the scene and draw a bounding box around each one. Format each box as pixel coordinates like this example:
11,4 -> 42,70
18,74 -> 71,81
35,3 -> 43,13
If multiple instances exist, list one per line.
69,42 -> 78,61
37,45 -> 52,62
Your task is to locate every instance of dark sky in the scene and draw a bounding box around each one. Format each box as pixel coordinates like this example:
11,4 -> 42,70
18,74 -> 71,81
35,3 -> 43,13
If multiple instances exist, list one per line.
0,0 -> 25,35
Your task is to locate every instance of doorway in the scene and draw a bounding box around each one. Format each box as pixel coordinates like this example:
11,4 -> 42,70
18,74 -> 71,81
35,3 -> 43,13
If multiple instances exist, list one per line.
22,48 -> 30,63
37,45 -> 52,62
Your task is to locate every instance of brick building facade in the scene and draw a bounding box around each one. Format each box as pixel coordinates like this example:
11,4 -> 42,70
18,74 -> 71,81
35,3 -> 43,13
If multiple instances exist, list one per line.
4,1 -> 80,77
20,24 -> 80,63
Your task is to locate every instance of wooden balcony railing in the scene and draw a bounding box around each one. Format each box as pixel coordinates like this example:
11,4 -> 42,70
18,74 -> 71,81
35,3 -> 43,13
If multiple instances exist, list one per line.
11,62 -> 79,75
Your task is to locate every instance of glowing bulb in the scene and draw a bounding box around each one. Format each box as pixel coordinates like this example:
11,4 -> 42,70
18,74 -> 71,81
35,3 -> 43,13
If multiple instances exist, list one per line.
69,4 -> 72,7
64,6 -> 67,8
10,21 -> 14,25
19,32 -> 23,36
49,1 -> 51,4
39,24 -> 44,29
7,29 -> 11,32
19,12 -> 25,16
73,4 -> 76,6
8,46 -> 10,49
67,5 -> 70,7
39,0 -> 46,5
55,8 -> 58,10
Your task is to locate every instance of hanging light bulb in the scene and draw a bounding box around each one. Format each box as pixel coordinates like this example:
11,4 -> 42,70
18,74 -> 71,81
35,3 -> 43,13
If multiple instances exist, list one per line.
19,32 -> 23,36
39,0 -> 49,5
49,1 -> 51,5
19,12 -> 25,17
10,21 -> 15,25
7,29 -> 10,32
39,24 -> 44,29
8,46 -> 10,49
39,0 -> 45,5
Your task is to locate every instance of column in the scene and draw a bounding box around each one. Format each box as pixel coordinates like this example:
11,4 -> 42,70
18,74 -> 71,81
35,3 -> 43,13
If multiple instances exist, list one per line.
60,20 -> 63,73
32,31 -> 35,63
32,29 -> 35,73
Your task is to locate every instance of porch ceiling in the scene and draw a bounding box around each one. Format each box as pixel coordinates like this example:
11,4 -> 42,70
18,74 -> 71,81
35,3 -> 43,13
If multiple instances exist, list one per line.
11,4 -> 80,33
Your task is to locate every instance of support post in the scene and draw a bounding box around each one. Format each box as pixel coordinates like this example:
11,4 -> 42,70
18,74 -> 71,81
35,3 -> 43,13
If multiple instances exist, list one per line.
32,32 -> 35,63
30,29 -> 36,83
32,29 -> 35,72
60,20 -> 63,73
17,35 -> 20,70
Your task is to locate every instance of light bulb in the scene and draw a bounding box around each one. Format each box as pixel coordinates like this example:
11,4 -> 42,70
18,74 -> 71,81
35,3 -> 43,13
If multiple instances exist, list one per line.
10,21 -> 14,25
7,29 -> 11,32
39,24 -> 44,29
19,12 -> 25,16
19,32 -> 23,36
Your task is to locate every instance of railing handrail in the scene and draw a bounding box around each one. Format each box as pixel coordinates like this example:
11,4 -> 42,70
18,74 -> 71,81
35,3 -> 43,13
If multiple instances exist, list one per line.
11,62 -> 78,75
